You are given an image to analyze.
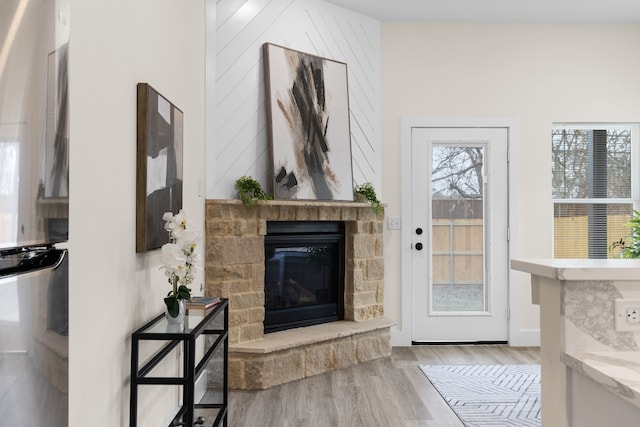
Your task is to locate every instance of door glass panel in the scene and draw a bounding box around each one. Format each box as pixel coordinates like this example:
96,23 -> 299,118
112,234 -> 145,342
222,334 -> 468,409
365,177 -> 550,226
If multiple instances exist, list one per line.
431,145 -> 486,312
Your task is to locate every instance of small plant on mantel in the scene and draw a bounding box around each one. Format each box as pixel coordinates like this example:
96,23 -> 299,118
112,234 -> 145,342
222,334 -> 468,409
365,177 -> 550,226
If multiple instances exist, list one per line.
354,182 -> 383,214
234,175 -> 273,207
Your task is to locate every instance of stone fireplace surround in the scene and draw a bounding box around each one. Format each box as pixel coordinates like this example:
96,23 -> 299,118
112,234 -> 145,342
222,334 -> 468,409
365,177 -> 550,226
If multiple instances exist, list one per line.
205,199 -> 393,389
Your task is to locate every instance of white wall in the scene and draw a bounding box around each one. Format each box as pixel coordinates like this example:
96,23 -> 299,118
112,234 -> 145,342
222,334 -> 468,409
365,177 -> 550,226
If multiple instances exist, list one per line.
65,10 -> 640,424
381,23 -> 640,345
207,0 -> 381,199
68,0 -> 205,425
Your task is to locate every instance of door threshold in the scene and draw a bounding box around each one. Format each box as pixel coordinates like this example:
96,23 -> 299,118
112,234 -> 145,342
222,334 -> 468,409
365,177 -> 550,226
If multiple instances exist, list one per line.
411,341 -> 508,346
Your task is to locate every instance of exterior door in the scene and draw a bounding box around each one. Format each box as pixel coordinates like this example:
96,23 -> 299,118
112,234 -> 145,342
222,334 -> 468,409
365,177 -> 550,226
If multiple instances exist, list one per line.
411,127 -> 509,342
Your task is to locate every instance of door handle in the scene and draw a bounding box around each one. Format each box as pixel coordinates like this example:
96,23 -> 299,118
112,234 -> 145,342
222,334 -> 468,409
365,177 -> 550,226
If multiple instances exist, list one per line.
415,242 -> 423,251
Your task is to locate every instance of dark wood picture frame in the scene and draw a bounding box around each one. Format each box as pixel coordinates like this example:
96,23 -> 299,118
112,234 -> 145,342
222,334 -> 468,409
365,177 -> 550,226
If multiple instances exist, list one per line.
136,83 -> 183,252
263,43 -> 354,201
44,43 -> 69,199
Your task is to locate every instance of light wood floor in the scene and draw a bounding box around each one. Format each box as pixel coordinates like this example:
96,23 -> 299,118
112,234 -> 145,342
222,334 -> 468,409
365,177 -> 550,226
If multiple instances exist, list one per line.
228,345 -> 540,427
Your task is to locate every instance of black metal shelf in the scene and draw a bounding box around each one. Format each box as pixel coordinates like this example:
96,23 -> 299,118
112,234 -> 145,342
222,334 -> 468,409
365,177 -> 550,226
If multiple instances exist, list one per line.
130,299 -> 228,427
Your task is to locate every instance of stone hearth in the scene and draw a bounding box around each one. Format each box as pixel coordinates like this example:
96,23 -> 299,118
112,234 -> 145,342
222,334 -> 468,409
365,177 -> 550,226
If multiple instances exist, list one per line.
205,199 -> 392,389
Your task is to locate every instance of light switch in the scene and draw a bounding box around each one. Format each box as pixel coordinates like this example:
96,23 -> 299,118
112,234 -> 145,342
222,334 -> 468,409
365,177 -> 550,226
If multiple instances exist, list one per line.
388,217 -> 401,230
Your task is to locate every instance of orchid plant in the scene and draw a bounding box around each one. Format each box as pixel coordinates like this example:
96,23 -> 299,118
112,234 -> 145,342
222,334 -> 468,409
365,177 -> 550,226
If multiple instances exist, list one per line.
160,210 -> 198,317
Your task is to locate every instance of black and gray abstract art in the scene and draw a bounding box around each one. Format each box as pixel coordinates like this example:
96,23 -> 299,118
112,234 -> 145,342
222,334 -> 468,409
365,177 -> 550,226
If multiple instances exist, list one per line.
264,43 -> 353,201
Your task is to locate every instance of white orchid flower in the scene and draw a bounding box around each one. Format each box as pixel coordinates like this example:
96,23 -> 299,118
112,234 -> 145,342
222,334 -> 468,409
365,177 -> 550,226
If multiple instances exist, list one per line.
161,243 -> 187,277
161,210 -> 199,301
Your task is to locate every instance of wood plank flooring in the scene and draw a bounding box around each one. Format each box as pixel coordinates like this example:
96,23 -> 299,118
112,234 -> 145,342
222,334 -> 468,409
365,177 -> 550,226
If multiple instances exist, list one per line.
228,345 -> 540,427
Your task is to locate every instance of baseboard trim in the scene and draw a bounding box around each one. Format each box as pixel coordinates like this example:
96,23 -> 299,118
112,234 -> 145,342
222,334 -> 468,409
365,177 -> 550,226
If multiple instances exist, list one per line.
510,329 -> 540,347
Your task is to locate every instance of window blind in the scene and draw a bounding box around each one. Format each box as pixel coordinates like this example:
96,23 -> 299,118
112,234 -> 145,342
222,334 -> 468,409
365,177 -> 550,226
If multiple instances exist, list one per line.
552,127 -> 635,259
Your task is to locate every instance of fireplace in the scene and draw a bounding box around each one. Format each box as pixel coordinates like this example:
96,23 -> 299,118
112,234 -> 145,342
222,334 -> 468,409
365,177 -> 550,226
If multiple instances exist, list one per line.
205,199 -> 392,389
264,221 -> 345,333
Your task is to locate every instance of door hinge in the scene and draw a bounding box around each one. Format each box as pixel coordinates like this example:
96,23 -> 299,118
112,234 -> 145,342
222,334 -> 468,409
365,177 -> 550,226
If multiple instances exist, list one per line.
507,228 -> 511,241
507,150 -> 511,162
507,308 -> 511,320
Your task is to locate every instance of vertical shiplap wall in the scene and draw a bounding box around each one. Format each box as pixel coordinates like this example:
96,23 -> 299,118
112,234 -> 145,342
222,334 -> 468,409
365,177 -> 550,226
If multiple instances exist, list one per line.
207,0 -> 381,198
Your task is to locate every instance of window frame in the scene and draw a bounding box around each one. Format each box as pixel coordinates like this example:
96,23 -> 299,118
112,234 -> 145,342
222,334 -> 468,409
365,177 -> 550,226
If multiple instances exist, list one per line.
551,123 -> 640,259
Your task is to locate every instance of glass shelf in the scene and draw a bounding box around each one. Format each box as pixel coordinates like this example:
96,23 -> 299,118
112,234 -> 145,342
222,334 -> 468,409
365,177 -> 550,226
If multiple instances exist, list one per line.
130,299 -> 228,427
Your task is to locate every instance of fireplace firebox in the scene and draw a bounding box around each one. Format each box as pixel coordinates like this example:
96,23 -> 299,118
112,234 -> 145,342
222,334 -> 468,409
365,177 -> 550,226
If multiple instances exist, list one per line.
264,221 -> 345,333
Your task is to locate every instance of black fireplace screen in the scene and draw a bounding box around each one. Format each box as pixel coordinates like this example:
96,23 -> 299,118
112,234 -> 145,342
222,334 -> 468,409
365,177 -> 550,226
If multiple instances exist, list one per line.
264,221 -> 344,333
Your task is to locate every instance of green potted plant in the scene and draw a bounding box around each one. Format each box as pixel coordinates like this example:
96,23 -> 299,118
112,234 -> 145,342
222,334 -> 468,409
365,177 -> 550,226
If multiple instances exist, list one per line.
234,175 -> 273,207
610,210 -> 640,258
160,210 -> 197,323
354,182 -> 383,214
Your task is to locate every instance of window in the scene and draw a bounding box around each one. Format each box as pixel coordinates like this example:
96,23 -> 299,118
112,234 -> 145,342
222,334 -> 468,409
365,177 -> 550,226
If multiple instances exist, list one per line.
552,125 -> 638,258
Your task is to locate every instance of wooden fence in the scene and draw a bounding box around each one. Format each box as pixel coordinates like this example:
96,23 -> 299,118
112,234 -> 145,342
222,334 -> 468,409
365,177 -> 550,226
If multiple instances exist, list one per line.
432,219 -> 484,286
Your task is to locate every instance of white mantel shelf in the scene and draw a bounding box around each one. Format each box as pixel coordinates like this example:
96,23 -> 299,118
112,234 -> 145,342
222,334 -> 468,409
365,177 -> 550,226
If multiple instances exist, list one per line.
511,258 -> 640,282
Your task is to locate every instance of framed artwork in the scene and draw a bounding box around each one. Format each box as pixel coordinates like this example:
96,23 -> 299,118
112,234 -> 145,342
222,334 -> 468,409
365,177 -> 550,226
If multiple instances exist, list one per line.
263,43 -> 354,201
136,83 -> 183,252
44,43 -> 69,198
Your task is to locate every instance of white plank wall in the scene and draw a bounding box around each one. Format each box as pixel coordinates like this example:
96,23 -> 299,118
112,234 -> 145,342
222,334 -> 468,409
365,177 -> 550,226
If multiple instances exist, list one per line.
206,0 -> 381,199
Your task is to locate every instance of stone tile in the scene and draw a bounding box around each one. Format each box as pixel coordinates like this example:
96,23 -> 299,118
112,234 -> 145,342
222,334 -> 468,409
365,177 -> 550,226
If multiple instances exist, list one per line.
366,258 -> 385,280
305,344 -> 334,377
374,234 -> 384,257
240,323 -> 264,343
353,305 -> 375,321
245,351 -> 304,389
334,339 -> 357,369
207,219 -> 234,235
257,219 -> 267,235
356,330 -> 392,362
205,264 -> 224,282
230,204 -> 256,220
353,221 -> 372,234
247,307 -> 264,323
373,304 -> 384,317
229,307 -> 263,327
296,206 -> 320,221
352,234 -> 375,258
318,206 -> 341,220
228,327 -> 241,345
231,292 -> 264,310
357,207 -> 376,221
205,281 -> 230,299
206,236 -> 228,263
227,359 -> 245,389
233,219 -> 257,236
258,204 -> 274,219
206,201 -> 230,219
353,275 -> 378,293
341,207 -> 357,221
279,205 -> 296,220
235,236 -> 263,264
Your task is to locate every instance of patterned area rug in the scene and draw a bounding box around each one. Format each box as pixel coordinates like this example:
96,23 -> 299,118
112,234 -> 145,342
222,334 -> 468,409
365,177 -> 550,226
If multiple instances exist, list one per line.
419,364 -> 540,427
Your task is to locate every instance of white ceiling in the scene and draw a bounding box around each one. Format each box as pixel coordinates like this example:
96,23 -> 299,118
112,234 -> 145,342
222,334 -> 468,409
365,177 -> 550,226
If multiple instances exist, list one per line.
324,0 -> 640,23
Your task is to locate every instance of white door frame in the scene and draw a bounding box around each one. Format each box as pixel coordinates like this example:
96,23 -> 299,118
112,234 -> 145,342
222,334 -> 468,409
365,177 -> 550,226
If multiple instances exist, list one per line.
394,117 -> 521,346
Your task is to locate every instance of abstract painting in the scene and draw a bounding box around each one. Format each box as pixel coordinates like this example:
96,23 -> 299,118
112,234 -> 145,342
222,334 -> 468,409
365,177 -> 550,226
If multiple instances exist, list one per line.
44,43 -> 69,198
136,83 -> 183,252
263,43 -> 354,201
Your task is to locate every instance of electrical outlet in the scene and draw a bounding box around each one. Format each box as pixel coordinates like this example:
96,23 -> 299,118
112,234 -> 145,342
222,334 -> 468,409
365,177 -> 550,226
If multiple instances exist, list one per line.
614,299 -> 640,331
627,308 -> 640,324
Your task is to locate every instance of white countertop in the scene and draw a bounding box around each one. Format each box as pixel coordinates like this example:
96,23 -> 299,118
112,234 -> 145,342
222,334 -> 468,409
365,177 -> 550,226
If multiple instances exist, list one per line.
562,351 -> 640,409
511,258 -> 640,281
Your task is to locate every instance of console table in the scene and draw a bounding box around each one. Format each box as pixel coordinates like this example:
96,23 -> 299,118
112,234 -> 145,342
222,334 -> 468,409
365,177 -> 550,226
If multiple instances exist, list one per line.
130,299 -> 228,427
